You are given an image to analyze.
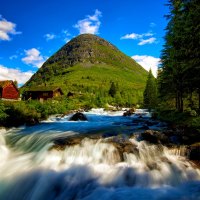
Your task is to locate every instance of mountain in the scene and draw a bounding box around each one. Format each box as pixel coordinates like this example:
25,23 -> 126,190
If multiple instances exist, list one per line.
23,34 -> 148,106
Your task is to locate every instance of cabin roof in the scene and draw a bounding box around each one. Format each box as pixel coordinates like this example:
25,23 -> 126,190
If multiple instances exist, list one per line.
25,86 -> 63,94
0,80 -> 13,88
0,80 -> 19,92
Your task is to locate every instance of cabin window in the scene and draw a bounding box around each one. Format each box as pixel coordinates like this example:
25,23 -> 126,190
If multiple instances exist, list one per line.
43,92 -> 49,97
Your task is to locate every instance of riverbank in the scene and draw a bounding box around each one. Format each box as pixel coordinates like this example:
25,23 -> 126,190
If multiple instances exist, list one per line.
157,109 -> 200,133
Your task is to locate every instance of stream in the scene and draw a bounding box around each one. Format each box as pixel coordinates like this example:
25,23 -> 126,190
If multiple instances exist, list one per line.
0,109 -> 200,200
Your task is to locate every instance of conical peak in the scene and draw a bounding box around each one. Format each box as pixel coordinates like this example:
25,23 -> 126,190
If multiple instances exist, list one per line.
65,34 -> 119,51
45,34 -> 120,66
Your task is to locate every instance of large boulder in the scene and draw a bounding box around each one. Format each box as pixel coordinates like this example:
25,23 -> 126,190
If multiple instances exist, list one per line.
52,137 -> 83,150
140,130 -> 169,144
105,136 -> 138,161
69,112 -> 87,121
123,108 -> 136,116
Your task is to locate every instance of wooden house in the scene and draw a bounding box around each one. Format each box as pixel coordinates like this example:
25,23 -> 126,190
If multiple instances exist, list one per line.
0,80 -> 19,100
24,86 -> 63,101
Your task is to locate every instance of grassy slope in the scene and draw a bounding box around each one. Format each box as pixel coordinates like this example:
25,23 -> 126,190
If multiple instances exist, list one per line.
50,64 -> 146,90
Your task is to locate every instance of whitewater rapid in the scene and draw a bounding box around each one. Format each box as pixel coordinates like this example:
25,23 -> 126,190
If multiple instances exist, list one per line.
0,109 -> 200,200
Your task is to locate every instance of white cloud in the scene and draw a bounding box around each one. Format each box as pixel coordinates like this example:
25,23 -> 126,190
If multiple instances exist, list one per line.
144,32 -> 154,37
138,37 -> 156,46
44,33 -> 56,41
121,32 -> 153,40
132,55 -> 160,77
0,16 -> 21,41
121,25 -> 156,46
0,64 -> 33,85
121,32 -> 156,45
74,9 -> 102,34
22,48 -> 48,68
121,33 -> 141,40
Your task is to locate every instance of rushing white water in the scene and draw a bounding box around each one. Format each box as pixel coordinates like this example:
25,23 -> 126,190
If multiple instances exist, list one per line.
0,109 -> 200,200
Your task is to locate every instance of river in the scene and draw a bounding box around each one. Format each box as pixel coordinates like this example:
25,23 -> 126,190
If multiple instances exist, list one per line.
0,109 -> 200,200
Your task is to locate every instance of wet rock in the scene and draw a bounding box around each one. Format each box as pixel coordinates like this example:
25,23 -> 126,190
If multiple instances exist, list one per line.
146,162 -> 160,171
123,143 -> 138,154
26,118 -> 39,126
52,137 -> 83,150
140,130 -> 169,144
170,143 -> 200,162
102,132 -> 118,138
104,136 -> 138,161
187,143 -> 200,160
123,108 -> 136,116
140,130 -> 159,144
69,112 -> 87,121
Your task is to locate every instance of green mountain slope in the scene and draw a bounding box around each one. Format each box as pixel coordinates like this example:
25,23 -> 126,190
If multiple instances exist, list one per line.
23,34 -> 148,106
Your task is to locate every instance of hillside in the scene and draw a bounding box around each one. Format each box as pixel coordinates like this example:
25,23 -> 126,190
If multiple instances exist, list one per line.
23,34 -> 148,106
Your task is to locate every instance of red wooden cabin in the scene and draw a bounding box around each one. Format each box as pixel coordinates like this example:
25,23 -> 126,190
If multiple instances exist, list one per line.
24,86 -> 63,101
0,80 -> 19,100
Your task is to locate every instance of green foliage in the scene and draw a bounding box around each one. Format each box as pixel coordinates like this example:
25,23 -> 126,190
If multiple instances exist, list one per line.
158,0 -> 200,112
0,101 -> 8,120
158,109 -> 189,124
157,108 -> 200,133
0,99 -> 70,127
190,117 -> 200,130
0,101 -> 40,127
143,70 -> 157,109
157,0 -> 200,133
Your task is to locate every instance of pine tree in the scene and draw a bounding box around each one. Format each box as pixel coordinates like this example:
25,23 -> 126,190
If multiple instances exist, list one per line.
109,82 -> 117,98
158,0 -> 200,111
143,70 -> 157,109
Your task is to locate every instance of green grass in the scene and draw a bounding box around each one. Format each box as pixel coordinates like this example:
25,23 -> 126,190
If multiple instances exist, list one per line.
158,109 -> 200,133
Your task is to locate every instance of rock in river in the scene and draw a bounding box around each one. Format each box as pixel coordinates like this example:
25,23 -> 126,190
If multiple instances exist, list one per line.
69,112 -> 88,121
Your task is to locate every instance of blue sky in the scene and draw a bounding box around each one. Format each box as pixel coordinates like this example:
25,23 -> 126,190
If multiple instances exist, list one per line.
0,0 -> 168,85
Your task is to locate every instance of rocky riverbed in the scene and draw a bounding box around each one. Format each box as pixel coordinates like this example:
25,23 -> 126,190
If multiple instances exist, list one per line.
0,108 -> 200,199
50,109 -> 200,163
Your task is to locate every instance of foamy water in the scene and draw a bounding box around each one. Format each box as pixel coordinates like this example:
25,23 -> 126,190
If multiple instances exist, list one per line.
0,109 -> 200,200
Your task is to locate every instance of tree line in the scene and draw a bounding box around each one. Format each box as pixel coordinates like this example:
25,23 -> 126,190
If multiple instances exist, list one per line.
144,0 -> 200,112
